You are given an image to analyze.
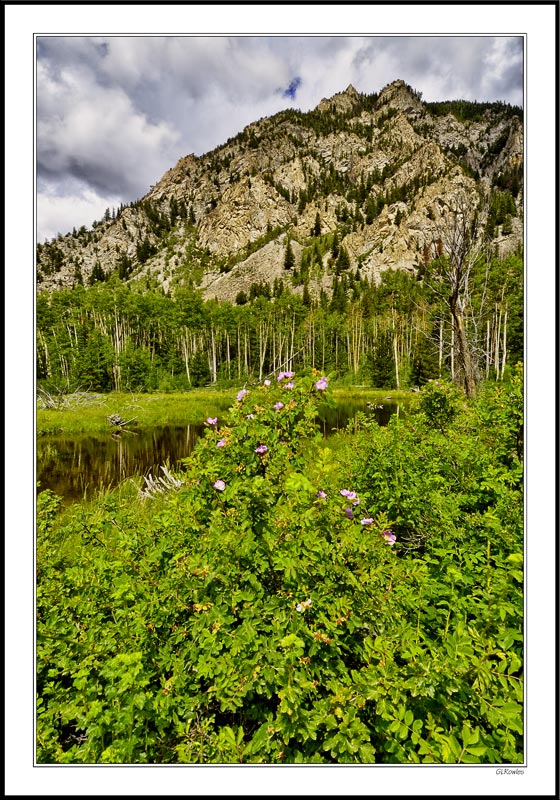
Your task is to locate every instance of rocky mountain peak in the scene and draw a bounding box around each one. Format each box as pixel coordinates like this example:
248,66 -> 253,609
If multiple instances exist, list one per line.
377,79 -> 424,114
316,84 -> 361,114
36,80 -> 523,300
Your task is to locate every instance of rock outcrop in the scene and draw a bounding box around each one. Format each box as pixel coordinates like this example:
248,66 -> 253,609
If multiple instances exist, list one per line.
37,79 -> 523,302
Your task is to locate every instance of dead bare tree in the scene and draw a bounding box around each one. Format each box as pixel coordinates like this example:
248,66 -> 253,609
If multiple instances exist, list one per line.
423,187 -> 485,398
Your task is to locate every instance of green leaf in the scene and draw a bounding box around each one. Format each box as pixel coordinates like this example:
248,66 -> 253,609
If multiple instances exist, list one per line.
447,734 -> 462,759
466,744 -> 488,756
285,472 -> 315,495
279,633 -> 304,650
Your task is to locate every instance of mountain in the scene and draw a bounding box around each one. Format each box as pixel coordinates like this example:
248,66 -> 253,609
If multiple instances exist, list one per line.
36,79 -> 523,301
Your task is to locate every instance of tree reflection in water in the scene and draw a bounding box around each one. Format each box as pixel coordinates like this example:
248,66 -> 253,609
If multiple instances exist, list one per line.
37,403 -> 402,504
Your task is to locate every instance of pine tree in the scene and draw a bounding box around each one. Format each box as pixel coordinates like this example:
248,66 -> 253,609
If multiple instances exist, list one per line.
312,212 -> 321,237
331,231 -> 340,259
284,240 -> 295,270
335,246 -> 351,275
88,262 -> 106,285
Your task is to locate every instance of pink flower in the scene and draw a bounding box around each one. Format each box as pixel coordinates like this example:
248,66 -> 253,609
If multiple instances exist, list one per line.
213,480 -> 226,491
283,381 -> 294,390
383,530 -> 397,545
237,388 -> 249,402
246,413 -> 255,419
274,401 -> 284,411
255,444 -> 268,454
345,507 -> 354,519
317,490 -> 327,499
340,489 -> 359,504
205,417 -> 218,425
263,379 -> 271,387
217,438 -> 226,448
315,377 -> 328,391
361,518 -> 374,526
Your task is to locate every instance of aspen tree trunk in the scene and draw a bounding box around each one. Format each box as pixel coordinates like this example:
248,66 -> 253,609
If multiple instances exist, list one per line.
289,314 -> 296,370
335,333 -> 338,373
258,320 -> 269,381
237,326 -> 242,379
439,318 -> 443,376
391,307 -> 400,389
311,318 -> 315,369
210,327 -> 217,383
450,321 -> 455,381
486,319 -> 491,379
38,330 -> 51,377
182,335 -> 191,384
452,308 -> 477,398
494,306 -> 502,380
501,307 -> 508,380
226,331 -> 231,380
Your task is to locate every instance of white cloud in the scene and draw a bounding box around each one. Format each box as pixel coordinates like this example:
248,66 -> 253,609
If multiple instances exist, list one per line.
35,35 -> 524,240
37,57 -> 180,198
37,186 -> 124,242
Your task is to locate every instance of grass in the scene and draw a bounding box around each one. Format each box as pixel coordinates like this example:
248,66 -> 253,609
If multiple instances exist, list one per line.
36,389 -> 234,436
36,386 -> 417,436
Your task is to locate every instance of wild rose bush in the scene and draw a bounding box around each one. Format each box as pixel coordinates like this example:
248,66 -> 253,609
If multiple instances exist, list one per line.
36,369 -> 523,764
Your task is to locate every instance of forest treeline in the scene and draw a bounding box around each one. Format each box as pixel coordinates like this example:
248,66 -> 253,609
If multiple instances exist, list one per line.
36,251 -> 522,394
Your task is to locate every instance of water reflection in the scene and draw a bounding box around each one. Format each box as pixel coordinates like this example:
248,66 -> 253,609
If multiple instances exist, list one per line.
37,402 -> 402,504
316,401 -> 401,435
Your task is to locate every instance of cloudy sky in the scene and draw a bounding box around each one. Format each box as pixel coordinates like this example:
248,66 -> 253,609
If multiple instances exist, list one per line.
36,35 -> 524,242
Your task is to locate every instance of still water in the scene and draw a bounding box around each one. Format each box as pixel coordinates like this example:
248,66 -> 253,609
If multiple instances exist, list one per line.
37,401 -> 402,504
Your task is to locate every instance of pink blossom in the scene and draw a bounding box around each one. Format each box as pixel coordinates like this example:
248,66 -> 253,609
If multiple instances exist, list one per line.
274,401 -> 284,411
263,379 -> 271,387
217,438 -> 226,448
213,480 -> 226,491
315,377 -> 328,391
205,417 -> 218,426
317,490 -> 327,499
237,388 -> 249,402
283,381 -> 294,390
383,530 -> 397,545
361,518 -> 374,526
340,489 -> 359,504
255,444 -> 268,454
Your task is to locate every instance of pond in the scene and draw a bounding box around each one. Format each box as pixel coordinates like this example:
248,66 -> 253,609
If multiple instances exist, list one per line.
36,400 -> 404,504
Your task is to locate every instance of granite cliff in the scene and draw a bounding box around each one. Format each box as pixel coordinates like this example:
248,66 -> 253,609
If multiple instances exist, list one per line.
37,80 -> 523,302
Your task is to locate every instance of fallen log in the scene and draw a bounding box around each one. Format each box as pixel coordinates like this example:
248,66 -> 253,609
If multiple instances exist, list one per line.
107,413 -> 137,428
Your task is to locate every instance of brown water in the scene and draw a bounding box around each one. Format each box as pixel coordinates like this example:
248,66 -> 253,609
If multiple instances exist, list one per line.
36,401 -> 402,504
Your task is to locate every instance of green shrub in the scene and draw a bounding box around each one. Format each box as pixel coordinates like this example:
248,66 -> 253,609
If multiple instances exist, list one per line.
36,370 -> 523,763
418,379 -> 462,430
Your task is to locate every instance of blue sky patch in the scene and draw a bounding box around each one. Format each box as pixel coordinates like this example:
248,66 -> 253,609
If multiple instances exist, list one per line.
283,77 -> 302,99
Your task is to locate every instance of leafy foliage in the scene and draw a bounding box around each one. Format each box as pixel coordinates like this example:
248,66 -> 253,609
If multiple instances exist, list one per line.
37,368 -> 523,763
